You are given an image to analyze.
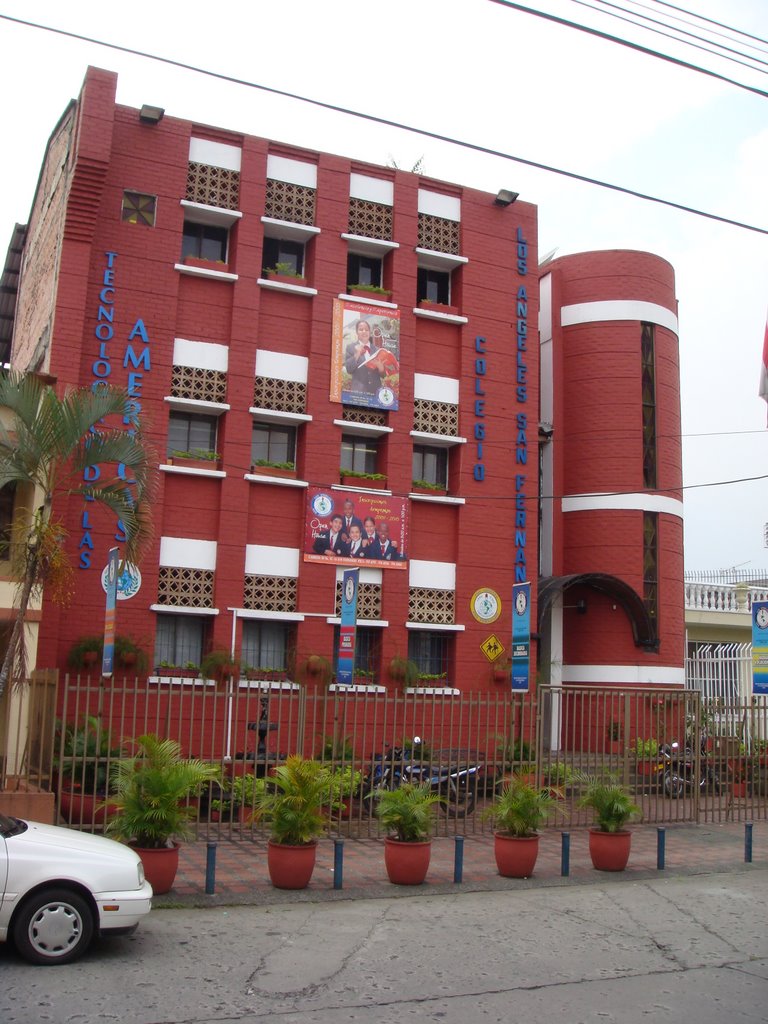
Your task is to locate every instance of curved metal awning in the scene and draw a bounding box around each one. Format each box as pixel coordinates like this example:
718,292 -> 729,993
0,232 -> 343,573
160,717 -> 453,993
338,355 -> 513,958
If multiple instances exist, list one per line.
538,573 -> 659,651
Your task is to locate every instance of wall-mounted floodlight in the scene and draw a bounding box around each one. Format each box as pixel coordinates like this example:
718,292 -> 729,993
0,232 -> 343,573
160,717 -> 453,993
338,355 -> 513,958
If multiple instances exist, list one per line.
494,189 -> 519,206
139,105 -> 165,125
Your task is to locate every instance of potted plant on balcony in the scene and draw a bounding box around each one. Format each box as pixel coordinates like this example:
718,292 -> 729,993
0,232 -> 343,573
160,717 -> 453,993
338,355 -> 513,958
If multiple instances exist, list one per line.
265,262 -> 307,286
576,772 -> 640,871
339,468 -> 388,489
183,255 -> 230,273
105,734 -> 220,893
348,283 -> 392,302
388,655 -> 419,688
376,782 -> 440,885
418,298 -> 460,315
166,448 -> 222,471
67,636 -> 103,672
482,774 -> 564,877
250,458 -> 296,478
411,478 -> 447,497
201,648 -> 239,684
298,653 -> 333,687
252,755 -> 332,889
114,634 -> 148,673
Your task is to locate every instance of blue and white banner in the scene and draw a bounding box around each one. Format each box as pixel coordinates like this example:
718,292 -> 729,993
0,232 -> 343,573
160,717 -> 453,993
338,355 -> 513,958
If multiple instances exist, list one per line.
511,581 -> 531,692
336,568 -> 359,686
752,601 -> 768,695
101,547 -> 119,677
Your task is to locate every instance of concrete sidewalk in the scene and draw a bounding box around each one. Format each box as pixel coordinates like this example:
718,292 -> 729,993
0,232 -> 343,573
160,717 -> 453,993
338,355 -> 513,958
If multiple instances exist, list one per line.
160,820 -> 765,908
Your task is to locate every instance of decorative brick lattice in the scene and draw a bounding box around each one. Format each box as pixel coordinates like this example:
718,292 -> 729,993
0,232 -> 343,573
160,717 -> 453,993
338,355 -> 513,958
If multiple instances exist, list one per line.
418,213 -> 460,255
264,179 -> 316,225
335,581 -> 382,619
243,575 -> 297,612
253,376 -> 307,414
348,198 -> 393,240
408,587 -> 455,625
171,365 -> 228,404
186,162 -> 240,210
343,407 -> 388,427
413,399 -> 459,436
157,567 -> 215,608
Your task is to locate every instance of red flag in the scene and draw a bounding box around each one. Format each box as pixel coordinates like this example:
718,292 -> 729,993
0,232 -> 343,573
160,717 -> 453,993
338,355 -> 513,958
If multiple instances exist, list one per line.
761,312 -> 768,425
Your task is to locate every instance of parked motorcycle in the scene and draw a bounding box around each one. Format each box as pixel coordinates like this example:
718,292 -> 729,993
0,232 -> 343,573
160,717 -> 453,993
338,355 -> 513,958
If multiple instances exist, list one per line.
660,739 -> 721,798
360,738 -> 484,818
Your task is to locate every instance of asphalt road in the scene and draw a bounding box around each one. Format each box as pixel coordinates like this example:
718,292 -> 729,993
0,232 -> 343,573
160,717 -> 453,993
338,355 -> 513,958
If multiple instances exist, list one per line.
2,868 -> 767,1023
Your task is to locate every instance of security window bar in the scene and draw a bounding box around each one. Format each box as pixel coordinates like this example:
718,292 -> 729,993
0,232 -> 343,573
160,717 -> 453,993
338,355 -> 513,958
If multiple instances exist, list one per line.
417,268 -> 450,305
643,511 -> 658,624
412,445 -> 448,488
122,191 -> 157,226
341,435 -> 378,475
167,411 -> 218,458
182,221 -> 228,262
154,613 -> 206,668
333,625 -> 379,681
347,254 -> 382,289
641,322 -> 657,489
408,631 -> 451,682
242,621 -> 293,672
251,423 -> 297,467
262,237 -> 304,277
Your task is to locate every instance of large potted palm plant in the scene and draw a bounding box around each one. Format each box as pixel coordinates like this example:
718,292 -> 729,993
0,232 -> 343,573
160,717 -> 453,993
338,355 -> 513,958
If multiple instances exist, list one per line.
576,772 -> 640,871
376,782 -> 440,885
105,734 -> 220,894
253,755 -> 333,889
483,775 -> 564,878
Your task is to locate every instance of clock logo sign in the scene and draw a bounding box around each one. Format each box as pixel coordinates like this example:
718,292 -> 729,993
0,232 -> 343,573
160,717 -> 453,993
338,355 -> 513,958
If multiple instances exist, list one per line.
756,606 -> 768,630
377,386 -> 395,408
311,493 -> 333,518
471,588 -> 501,624
515,590 -> 528,616
345,577 -> 356,605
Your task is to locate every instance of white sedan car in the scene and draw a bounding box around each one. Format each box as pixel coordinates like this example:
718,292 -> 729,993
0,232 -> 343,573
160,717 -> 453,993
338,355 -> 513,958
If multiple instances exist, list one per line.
0,813 -> 153,965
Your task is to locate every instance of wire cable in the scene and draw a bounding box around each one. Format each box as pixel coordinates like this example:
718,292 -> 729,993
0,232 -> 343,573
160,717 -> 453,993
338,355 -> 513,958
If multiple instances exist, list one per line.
0,13 -> 766,236
649,0 -> 768,49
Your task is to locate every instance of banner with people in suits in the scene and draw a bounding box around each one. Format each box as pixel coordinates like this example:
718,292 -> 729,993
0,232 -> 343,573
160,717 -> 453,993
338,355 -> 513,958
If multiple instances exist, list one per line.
330,299 -> 401,411
304,487 -> 408,569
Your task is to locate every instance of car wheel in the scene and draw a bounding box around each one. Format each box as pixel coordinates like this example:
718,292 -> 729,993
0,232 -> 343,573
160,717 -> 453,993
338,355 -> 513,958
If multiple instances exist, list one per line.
13,888 -> 94,965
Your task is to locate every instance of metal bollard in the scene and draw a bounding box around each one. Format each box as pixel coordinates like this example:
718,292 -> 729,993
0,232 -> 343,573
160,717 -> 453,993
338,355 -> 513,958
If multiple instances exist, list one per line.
333,838 -> 344,889
656,827 -> 665,870
205,841 -> 217,895
453,835 -> 464,883
745,822 -> 753,864
561,831 -> 570,876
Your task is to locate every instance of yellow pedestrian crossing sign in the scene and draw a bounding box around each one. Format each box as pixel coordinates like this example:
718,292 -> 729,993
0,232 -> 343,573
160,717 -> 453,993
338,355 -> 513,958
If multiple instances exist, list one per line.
481,635 -> 505,663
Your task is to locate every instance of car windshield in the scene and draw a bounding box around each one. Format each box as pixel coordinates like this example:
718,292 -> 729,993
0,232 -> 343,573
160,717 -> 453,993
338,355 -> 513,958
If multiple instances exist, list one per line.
0,813 -> 28,838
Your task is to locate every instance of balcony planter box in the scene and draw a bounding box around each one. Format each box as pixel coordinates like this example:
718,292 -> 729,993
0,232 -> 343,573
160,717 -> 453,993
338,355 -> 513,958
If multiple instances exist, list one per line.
265,270 -> 307,287
251,464 -> 297,479
348,286 -> 392,302
184,256 -> 230,273
166,456 -> 221,472
418,300 -> 460,316
340,474 -> 387,489
411,484 -> 447,496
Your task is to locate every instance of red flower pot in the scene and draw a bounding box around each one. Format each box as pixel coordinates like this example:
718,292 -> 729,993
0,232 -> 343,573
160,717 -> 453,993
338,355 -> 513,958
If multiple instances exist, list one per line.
267,840 -> 317,889
133,842 -> 180,894
494,832 -> 540,878
383,838 -> 432,885
588,828 -> 632,871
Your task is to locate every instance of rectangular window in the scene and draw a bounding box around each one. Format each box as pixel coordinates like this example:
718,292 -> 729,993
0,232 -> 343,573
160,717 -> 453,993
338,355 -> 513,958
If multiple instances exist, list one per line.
333,625 -> 379,682
643,511 -> 658,625
0,483 -> 15,560
251,423 -> 296,467
122,191 -> 157,226
241,621 -> 293,672
167,411 -> 218,458
262,237 -> 304,276
154,614 -> 206,668
182,221 -> 228,262
408,631 -> 451,682
641,322 -> 657,489
347,253 -> 382,289
341,434 -> 378,474
412,445 -> 448,488
417,268 -> 450,304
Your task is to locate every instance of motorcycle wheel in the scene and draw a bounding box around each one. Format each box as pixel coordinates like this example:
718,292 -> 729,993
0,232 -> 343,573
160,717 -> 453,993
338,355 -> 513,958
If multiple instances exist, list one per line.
440,778 -> 476,818
664,771 -> 685,798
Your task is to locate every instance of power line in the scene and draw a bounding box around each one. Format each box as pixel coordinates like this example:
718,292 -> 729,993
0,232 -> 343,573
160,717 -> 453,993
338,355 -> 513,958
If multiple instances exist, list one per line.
570,0 -> 768,73
1,13 -> 766,236
486,0 -> 768,96
649,0 -> 768,50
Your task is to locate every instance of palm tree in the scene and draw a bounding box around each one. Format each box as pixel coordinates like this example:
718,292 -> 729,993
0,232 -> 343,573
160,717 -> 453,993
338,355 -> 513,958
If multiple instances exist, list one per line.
0,371 -> 155,698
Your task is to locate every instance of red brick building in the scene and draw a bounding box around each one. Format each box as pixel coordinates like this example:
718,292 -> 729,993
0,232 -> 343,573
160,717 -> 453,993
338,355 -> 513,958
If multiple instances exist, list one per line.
5,67 -> 683,696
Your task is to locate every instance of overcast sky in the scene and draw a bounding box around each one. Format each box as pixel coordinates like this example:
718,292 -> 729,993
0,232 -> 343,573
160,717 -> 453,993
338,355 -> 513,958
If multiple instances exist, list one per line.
0,0 -> 766,575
